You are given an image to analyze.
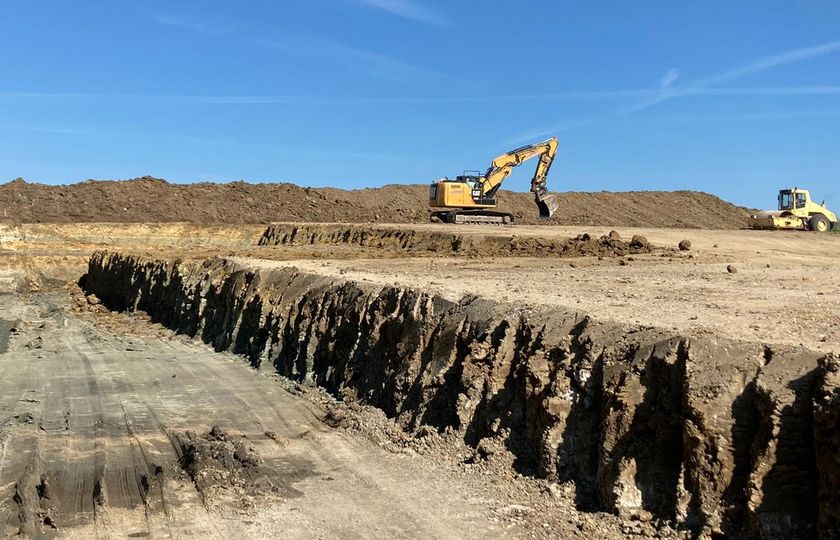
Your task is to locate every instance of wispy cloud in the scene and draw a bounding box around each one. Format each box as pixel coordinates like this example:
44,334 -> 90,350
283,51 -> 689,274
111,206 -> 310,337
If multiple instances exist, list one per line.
149,12 -> 440,83
355,0 -> 449,27
660,68 -> 680,89
505,118 -> 604,146
0,123 -> 106,136
690,41 -> 840,87
624,41 -> 840,115
0,124 -> 406,162
0,89 -> 644,104
151,13 -> 232,36
252,35 -> 443,83
662,110 -> 840,123
0,123 -> 260,149
511,40 -> 840,143
669,86 -> 840,97
3,86 -> 840,106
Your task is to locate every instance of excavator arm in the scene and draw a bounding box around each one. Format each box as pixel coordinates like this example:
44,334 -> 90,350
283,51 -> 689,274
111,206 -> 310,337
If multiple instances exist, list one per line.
480,137 -> 559,219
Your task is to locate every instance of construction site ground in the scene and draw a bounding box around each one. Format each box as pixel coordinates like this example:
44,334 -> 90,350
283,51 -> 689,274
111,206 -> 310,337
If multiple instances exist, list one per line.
7,222 -> 833,349
1,219 -> 838,538
250,223 -> 839,351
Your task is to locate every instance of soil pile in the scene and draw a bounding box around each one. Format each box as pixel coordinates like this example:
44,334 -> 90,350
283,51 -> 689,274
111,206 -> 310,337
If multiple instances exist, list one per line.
259,223 -> 654,257
173,426 -> 298,509
0,177 -> 750,228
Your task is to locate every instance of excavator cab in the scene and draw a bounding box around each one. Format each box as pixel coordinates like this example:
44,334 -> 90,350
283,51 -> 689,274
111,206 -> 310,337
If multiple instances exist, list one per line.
456,171 -> 497,207
457,171 -> 482,182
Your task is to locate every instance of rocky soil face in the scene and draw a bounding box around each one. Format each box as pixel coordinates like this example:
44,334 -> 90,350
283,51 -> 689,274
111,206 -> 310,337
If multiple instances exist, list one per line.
813,354 -> 840,538
82,251 -> 838,539
259,223 -> 653,258
0,177 -> 751,228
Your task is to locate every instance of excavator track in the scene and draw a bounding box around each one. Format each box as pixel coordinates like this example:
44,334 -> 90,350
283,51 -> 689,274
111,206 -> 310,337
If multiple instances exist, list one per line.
430,210 -> 513,225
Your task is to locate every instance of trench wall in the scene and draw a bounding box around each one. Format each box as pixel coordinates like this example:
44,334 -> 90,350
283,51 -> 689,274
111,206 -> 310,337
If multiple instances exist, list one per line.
83,251 -> 838,539
258,223 -> 653,257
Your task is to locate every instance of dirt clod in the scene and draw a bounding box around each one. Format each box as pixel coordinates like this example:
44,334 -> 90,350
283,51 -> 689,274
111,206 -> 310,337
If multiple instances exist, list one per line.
173,427 -> 293,508
208,424 -> 229,441
630,235 -> 651,250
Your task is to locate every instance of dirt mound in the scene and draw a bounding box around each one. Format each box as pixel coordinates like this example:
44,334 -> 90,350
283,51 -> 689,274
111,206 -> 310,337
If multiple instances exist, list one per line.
173,426 -> 301,509
0,177 -> 750,228
259,223 -> 653,257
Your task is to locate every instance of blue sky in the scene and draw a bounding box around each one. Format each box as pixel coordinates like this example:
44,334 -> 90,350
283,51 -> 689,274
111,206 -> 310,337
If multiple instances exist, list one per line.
1,1 -> 839,208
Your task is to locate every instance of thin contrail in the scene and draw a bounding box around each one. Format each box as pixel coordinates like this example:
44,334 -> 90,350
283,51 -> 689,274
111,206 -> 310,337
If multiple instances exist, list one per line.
512,41 -> 840,142
355,0 -> 449,27
1,86 -> 839,105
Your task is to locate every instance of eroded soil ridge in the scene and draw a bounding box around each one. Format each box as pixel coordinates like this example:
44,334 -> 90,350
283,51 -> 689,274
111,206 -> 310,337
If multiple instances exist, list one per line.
259,223 -> 653,257
82,251 -> 838,539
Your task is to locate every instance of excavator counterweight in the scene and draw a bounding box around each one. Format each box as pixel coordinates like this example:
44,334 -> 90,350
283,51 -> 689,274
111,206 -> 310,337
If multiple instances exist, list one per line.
429,137 -> 559,224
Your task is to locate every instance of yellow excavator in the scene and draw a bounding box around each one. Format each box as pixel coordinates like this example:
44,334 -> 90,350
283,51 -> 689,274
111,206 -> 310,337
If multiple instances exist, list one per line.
748,188 -> 837,232
429,137 -> 559,224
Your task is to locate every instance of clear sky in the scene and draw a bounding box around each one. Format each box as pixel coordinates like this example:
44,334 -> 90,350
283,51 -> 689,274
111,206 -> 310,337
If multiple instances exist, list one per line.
1,1 -> 839,208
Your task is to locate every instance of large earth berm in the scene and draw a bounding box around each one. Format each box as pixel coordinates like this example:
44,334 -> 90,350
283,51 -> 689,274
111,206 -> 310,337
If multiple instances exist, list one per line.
1,177 -> 751,228
82,251 -> 838,539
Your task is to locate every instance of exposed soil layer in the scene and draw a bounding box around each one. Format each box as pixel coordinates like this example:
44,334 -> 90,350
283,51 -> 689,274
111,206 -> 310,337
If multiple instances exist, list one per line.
1,177 -> 751,228
83,251 -> 838,539
814,354 -> 840,538
259,223 -> 654,257
0,320 -> 13,353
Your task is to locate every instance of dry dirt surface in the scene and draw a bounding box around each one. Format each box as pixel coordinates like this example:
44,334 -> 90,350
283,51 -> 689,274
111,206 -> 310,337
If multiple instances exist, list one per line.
0,177 -> 751,228
258,223 -> 840,352
2,220 -> 839,539
2,292 -> 630,539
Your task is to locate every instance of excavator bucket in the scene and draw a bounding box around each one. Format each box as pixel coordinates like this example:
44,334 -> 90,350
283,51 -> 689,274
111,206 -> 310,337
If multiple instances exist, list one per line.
535,192 -> 559,219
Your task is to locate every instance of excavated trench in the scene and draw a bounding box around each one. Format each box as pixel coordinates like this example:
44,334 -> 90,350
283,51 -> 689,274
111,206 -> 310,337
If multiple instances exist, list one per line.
82,251 -> 839,539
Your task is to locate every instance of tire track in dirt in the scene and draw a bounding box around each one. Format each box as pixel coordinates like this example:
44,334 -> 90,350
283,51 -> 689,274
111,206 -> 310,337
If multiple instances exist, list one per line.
1,292 -> 536,538
156,340 -> 430,523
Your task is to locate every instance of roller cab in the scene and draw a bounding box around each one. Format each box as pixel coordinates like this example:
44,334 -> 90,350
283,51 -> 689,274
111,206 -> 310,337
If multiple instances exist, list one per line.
748,188 -> 836,233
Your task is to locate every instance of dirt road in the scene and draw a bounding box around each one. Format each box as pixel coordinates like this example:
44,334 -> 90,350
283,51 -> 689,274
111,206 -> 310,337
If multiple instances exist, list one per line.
0,292 -> 578,539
